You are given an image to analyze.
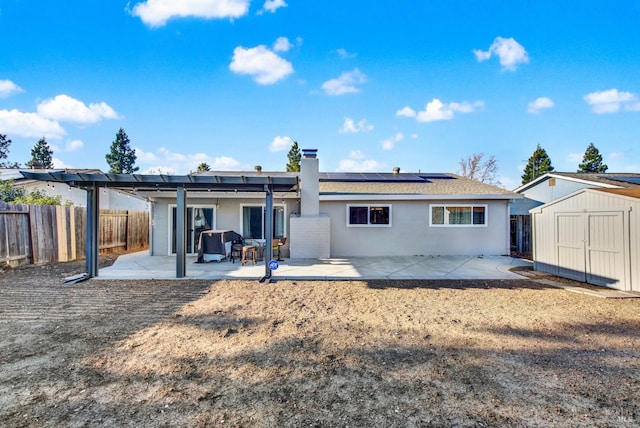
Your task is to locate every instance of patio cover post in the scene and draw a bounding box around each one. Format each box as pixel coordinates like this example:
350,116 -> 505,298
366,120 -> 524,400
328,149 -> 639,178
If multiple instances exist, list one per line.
85,184 -> 99,277
176,186 -> 187,278
263,184 -> 273,280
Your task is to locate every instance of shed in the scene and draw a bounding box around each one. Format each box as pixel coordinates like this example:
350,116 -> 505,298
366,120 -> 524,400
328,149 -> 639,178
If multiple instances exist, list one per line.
531,188 -> 640,292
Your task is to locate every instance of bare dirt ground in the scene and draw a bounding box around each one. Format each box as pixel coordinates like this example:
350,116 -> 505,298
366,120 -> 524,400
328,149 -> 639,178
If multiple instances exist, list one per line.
1,259 -> 639,427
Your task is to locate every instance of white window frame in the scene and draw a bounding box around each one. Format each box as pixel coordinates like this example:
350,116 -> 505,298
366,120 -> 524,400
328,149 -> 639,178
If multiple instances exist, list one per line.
346,204 -> 392,228
239,203 -> 287,240
429,204 -> 488,227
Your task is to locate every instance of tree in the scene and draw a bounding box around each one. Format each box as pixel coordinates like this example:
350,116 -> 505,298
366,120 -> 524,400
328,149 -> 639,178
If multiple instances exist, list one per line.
0,179 -> 25,202
106,128 -> 139,174
0,134 -> 20,168
196,162 -> 211,173
27,137 -> 54,169
578,142 -> 608,173
286,141 -> 301,172
522,144 -> 554,184
458,153 -> 500,185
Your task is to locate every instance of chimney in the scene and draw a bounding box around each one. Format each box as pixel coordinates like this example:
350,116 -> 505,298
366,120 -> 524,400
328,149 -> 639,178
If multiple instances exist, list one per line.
300,149 -> 319,216
393,166 -> 400,175
254,165 -> 262,173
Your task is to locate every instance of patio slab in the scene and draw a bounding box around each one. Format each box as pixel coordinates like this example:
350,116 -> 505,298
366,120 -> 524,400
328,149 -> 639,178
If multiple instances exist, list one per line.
97,251 -> 532,281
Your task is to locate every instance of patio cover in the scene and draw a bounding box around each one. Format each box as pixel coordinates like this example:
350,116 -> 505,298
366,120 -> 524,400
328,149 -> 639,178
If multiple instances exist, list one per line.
20,170 -> 299,280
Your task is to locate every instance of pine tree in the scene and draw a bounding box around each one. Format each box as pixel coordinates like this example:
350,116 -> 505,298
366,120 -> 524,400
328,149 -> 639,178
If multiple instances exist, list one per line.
27,137 -> 54,169
286,141 -> 301,172
578,142 -> 608,173
0,134 -> 20,168
521,144 -> 554,184
106,128 -> 139,174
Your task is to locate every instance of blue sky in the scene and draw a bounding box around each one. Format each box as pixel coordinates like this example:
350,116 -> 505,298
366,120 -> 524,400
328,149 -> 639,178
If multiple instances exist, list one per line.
1,0 -> 639,189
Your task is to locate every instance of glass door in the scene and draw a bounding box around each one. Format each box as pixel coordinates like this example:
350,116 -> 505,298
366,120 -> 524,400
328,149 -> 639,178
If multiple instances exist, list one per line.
171,206 -> 215,254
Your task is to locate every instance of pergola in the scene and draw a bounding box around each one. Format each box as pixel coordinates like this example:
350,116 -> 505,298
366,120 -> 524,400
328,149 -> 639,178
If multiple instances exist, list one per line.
20,170 -> 299,280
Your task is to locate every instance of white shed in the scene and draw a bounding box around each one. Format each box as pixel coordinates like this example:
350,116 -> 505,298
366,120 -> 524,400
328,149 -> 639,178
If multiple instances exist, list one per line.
531,188 -> 640,292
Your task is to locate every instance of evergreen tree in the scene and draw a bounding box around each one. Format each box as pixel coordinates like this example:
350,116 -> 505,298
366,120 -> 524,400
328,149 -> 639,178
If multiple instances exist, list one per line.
196,162 -> 211,173
578,142 -> 608,173
286,141 -> 301,172
106,128 -> 139,174
521,144 -> 554,184
27,137 -> 54,169
0,134 -> 14,167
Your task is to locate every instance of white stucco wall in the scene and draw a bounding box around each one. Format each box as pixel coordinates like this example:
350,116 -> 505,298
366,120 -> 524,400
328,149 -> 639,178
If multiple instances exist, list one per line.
150,195 -> 299,256
320,199 -> 510,257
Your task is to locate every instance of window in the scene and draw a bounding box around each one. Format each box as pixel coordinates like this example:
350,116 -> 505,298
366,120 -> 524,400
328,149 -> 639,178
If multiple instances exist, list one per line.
430,205 -> 487,227
347,204 -> 391,227
241,205 -> 285,239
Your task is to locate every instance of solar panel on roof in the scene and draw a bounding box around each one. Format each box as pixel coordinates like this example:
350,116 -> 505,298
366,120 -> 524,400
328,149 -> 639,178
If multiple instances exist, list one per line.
608,176 -> 640,186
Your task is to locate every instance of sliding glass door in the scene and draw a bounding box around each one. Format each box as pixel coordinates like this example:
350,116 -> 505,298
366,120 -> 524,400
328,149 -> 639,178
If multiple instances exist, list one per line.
170,206 -> 215,254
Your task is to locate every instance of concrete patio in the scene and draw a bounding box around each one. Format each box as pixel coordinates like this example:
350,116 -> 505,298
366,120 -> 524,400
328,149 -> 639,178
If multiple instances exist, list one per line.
97,251 -> 532,281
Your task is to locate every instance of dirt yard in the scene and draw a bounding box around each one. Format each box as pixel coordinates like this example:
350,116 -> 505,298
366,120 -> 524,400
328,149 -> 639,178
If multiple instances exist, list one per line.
1,259 -> 639,427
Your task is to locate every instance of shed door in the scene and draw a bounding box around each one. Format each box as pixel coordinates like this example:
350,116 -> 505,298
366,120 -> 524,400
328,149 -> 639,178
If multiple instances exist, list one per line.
555,213 -> 586,282
586,212 -> 625,289
554,211 -> 627,290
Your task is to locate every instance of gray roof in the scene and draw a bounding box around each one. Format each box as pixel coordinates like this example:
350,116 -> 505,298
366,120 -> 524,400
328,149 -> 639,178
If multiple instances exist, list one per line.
515,172 -> 640,192
319,173 -> 518,199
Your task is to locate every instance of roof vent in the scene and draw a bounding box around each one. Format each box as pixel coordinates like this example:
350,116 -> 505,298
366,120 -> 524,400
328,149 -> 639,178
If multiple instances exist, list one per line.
302,149 -> 317,159
393,166 -> 400,175
254,165 -> 262,173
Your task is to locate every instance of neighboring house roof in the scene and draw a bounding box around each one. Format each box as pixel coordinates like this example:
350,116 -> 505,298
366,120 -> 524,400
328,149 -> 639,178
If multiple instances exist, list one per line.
319,172 -> 519,200
514,172 -> 640,193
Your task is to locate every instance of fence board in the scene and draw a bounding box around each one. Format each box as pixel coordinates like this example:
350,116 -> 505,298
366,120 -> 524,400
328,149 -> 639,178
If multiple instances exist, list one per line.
1,202 -> 148,266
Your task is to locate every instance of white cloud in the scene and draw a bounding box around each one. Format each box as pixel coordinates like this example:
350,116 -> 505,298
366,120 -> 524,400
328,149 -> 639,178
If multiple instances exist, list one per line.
136,147 -> 243,174
130,0 -> 250,27
230,45 -> 294,85
0,79 -> 24,98
337,151 -> 384,172
473,37 -> 529,71
335,48 -> 356,59
338,117 -> 374,134
51,139 -> 84,153
273,36 -> 292,52
52,157 -> 72,169
608,151 -> 624,160
567,152 -> 582,162
381,132 -> 404,150
527,97 -> 555,114
396,106 -> 417,118
409,98 -> 483,123
37,94 -> 119,123
269,135 -> 293,152
321,69 -> 366,96
0,109 -> 66,139
261,0 -> 287,13
584,88 -> 640,114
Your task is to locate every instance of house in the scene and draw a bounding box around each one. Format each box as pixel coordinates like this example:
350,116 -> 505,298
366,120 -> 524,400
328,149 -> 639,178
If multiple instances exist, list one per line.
511,172 -> 640,256
531,187 -> 640,292
1,168 -> 148,210
142,150 -> 520,259
21,149 -> 522,278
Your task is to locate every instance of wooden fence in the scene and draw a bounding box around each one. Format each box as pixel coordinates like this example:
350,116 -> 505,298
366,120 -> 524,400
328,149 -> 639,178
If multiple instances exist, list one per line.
0,201 -> 149,267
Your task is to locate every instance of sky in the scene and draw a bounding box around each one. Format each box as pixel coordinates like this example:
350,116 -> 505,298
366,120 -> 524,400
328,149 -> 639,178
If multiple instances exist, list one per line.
1,0 -> 640,190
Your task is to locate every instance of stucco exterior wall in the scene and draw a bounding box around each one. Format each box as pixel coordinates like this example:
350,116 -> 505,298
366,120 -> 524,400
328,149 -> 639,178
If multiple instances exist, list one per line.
319,199 -> 510,257
150,195 -> 299,256
511,177 -> 602,215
